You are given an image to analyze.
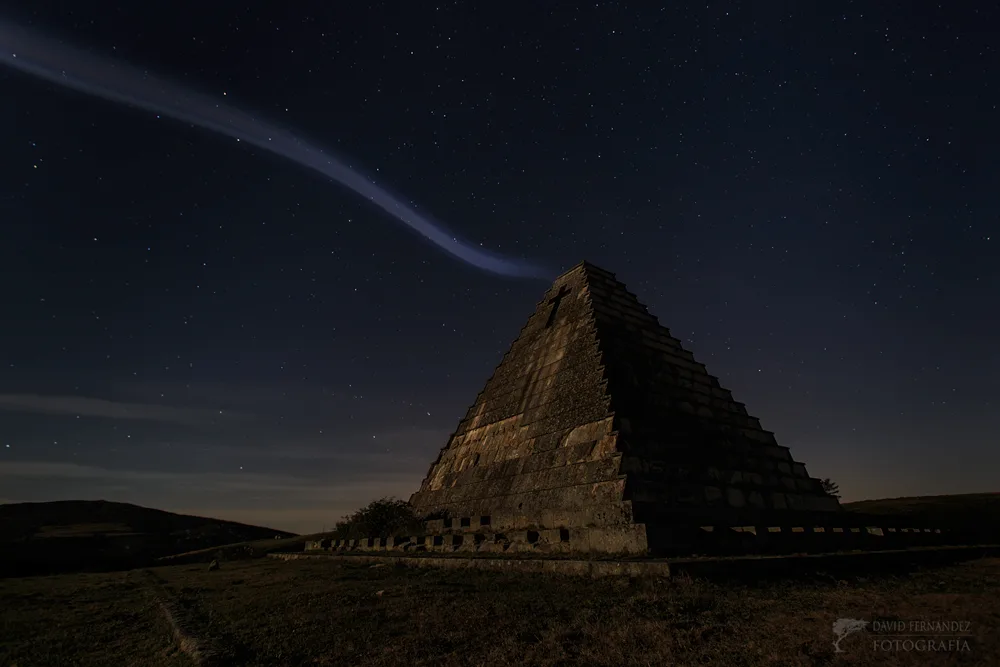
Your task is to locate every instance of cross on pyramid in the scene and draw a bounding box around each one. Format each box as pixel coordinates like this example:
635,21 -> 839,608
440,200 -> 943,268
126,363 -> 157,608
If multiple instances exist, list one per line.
407,261 -> 846,555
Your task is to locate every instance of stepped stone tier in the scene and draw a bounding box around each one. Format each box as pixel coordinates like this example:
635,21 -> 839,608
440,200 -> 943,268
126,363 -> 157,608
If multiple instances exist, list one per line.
315,261 -> 948,557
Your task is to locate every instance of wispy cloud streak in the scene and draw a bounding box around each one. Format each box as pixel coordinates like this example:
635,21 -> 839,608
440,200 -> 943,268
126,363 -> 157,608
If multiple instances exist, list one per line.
0,394 -> 245,426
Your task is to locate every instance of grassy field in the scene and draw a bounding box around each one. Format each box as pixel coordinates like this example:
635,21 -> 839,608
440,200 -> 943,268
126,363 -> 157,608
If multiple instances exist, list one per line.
2,554 -> 998,666
156,534 -> 312,566
844,493 -> 1000,529
0,500 -> 294,578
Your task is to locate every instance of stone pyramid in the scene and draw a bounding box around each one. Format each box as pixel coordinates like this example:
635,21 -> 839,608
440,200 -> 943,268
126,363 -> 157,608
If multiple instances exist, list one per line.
402,261 -> 872,555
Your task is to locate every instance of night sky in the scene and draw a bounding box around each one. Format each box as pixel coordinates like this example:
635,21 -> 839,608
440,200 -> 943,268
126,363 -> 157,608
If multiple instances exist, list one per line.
2,2 -> 997,534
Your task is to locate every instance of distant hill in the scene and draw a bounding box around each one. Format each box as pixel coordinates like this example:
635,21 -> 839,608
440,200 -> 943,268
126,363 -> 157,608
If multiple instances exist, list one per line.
844,492 -> 1000,543
0,500 -> 296,577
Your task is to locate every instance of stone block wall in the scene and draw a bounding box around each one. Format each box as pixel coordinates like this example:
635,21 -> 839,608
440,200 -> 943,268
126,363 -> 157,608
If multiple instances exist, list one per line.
314,524 -> 650,556
303,513 -> 949,558
406,261 -> 845,554
410,265 -> 627,525
581,265 -> 839,517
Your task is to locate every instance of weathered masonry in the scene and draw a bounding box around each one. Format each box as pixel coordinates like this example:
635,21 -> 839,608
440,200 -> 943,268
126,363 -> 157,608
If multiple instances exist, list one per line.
317,261 -> 946,556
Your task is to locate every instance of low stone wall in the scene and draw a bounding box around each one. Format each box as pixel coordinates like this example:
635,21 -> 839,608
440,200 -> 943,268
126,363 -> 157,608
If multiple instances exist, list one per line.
272,544 -> 997,578
308,524 -> 648,556
647,522 -> 949,557
274,552 -> 671,577
422,502 -> 638,534
305,519 -> 949,558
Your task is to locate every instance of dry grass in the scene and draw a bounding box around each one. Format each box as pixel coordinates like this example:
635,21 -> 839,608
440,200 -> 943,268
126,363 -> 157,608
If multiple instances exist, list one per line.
844,493 -> 1000,544
32,522 -> 138,538
2,555 -> 998,666
157,534 -> 312,566
0,570 -> 190,666
0,500 -> 296,578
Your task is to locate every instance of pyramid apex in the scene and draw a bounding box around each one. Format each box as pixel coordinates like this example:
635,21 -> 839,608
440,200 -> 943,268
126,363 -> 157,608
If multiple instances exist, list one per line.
554,260 -> 616,282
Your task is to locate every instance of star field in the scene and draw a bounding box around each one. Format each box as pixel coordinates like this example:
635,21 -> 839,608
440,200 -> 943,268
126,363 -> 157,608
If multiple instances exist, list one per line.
1,2 -> 997,533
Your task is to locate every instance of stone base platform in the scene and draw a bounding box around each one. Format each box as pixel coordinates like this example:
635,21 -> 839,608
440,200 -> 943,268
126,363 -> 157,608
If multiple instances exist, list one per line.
646,522 -> 951,557
270,544 -> 998,579
307,524 -> 648,556
304,515 -> 953,558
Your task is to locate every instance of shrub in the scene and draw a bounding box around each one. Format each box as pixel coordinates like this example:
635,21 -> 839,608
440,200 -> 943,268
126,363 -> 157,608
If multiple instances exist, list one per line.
333,497 -> 425,539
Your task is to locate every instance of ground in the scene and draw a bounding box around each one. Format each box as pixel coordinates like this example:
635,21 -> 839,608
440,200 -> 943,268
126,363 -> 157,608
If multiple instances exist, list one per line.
0,500 -> 295,578
1,556 -> 998,666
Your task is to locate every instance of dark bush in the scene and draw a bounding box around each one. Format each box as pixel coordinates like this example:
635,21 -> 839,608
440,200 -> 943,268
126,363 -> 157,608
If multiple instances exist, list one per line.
333,497 -> 425,539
